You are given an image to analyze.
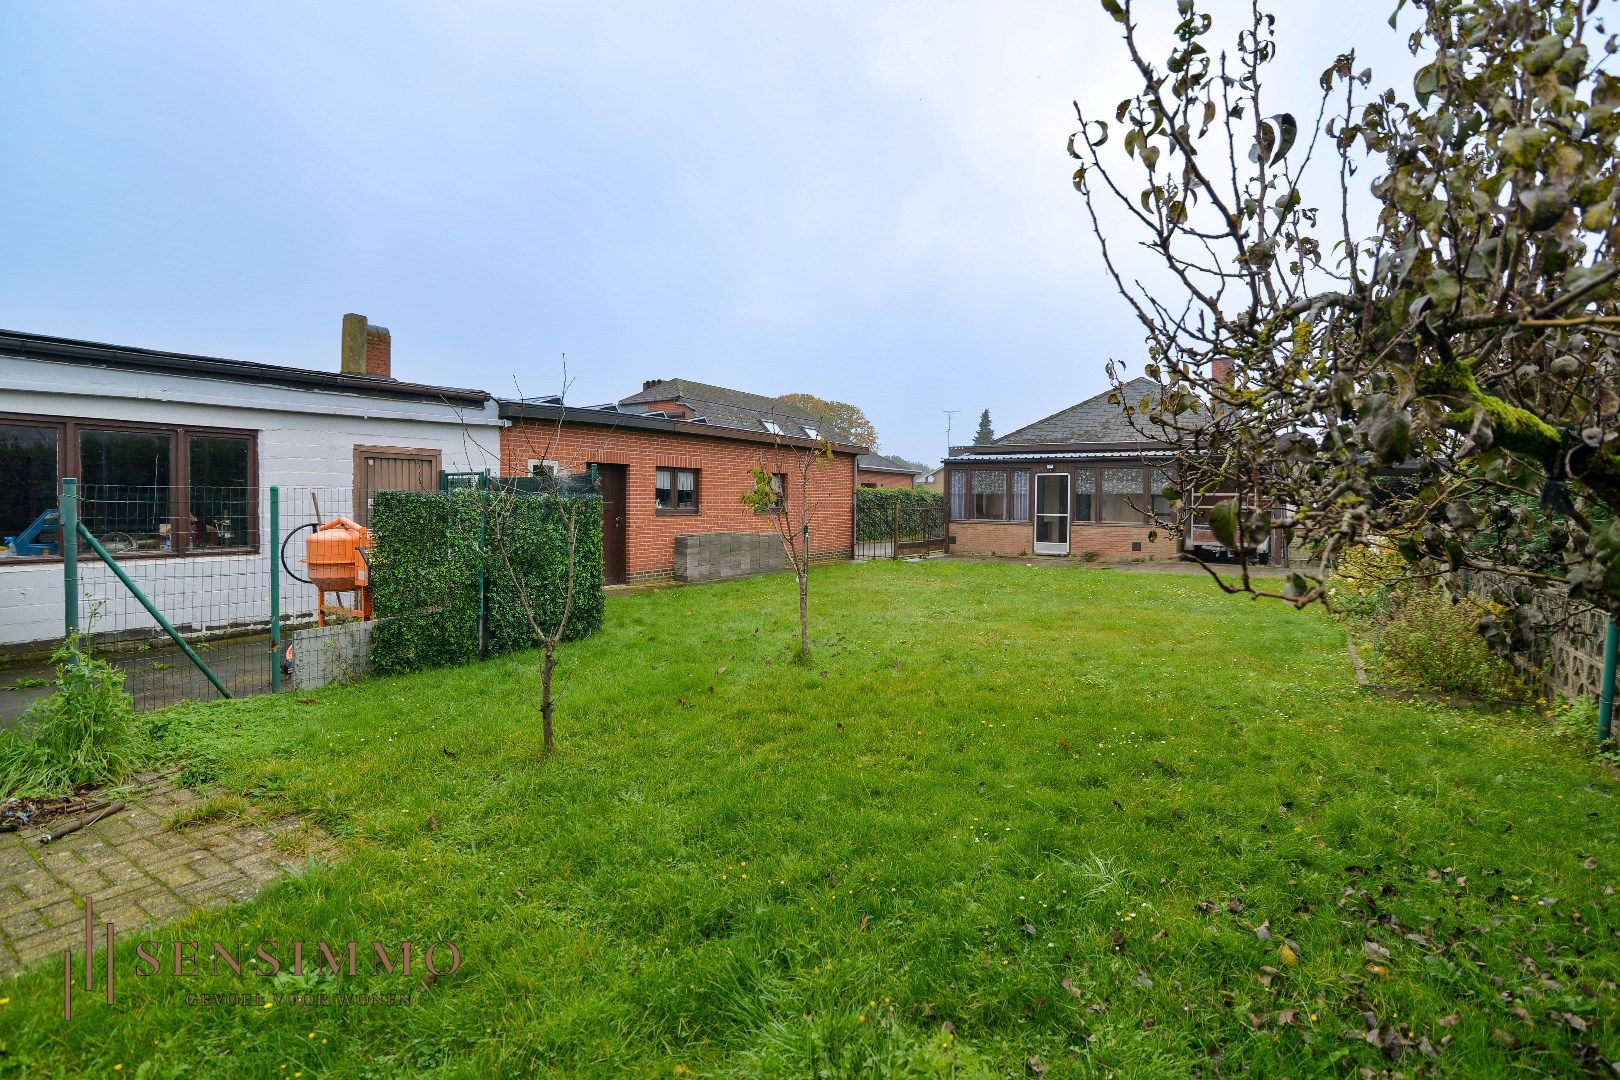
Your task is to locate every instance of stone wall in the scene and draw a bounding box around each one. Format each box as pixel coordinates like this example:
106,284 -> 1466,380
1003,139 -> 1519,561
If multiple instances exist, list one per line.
674,532 -> 787,583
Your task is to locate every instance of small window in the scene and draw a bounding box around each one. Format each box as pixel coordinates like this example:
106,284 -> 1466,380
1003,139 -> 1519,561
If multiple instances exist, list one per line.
761,419 -> 784,436
528,458 -> 560,479
656,467 -> 699,512
803,424 -> 819,440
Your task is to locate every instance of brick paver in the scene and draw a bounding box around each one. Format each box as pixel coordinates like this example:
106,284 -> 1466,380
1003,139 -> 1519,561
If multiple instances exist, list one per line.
0,772 -> 336,975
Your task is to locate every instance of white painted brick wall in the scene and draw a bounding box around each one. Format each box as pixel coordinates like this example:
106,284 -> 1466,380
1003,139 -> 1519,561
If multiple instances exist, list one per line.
0,354 -> 502,648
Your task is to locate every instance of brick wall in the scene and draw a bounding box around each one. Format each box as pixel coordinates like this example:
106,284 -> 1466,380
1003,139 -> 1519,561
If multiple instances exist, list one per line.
501,420 -> 856,579
948,520 -> 1175,560
858,471 -> 914,490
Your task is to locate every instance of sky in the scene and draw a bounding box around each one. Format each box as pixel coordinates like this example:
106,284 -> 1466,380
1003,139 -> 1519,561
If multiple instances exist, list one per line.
0,2 -> 1414,465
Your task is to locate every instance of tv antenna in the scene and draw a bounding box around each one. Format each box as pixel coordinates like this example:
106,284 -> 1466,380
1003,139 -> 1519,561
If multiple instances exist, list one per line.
943,409 -> 961,455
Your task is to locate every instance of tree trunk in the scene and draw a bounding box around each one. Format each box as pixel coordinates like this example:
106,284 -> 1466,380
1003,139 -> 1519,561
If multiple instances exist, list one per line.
541,646 -> 556,751
798,564 -> 809,659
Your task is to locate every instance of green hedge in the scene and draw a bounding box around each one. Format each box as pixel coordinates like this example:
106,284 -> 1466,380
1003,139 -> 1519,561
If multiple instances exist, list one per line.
368,489 -> 604,675
855,486 -> 944,542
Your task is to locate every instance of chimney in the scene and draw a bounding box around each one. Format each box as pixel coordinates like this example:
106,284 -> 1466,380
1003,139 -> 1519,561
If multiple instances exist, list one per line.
341,313 -> 391,379
642,378 -> 663,391
1209,357 -> 1233,384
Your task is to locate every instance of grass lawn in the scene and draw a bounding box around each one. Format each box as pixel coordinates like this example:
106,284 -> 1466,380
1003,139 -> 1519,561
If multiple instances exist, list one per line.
2,560 -> 1617,1077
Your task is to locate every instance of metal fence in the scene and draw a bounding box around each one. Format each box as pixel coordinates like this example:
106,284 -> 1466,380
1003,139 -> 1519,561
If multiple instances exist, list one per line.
854,497 -> 947,561
54,482 -> 360,709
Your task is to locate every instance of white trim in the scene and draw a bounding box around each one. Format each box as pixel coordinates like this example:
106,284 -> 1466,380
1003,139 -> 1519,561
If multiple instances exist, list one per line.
1033,471 -> 1071,556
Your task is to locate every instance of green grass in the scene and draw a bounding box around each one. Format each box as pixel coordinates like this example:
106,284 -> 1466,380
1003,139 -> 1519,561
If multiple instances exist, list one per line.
2,560 -> 1617,1077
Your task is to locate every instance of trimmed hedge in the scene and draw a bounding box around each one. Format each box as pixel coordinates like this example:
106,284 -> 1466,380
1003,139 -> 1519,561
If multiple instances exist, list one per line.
855,486 -> 944,543
368,489 -> 604,675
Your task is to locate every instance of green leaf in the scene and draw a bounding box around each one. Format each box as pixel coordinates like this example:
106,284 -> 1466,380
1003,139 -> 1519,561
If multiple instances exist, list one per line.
1424,271 -> 1459,308
1208,499 -> 1238,549
1100,0 -> 1126,24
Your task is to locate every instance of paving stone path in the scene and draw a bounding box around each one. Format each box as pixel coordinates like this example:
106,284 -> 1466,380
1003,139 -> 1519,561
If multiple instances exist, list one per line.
0,773 -> 336,975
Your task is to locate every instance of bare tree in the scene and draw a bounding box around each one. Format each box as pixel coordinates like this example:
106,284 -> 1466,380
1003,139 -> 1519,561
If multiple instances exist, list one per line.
457,372 -> 596,751
742,435 -> 835,660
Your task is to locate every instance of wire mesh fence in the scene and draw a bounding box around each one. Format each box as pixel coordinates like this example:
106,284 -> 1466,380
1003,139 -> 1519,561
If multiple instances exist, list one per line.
28,473 -> 604,712
63,484 -> 357,709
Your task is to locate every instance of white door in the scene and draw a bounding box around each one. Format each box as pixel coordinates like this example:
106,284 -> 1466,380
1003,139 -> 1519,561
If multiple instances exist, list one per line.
1034,472 -> 1070,555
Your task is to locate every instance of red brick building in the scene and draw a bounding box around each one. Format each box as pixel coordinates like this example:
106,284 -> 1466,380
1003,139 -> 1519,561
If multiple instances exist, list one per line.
856,453 -> 919,489
943,378 -> 1183,561
499,381 -> 862,585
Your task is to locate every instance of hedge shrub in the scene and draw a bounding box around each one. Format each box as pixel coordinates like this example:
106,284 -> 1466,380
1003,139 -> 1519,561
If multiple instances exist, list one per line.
368,489 -> 604,675
855,486 -> 944,542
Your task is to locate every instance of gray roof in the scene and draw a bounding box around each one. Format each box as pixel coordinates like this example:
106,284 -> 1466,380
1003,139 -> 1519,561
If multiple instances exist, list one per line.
993,377 -> 1171,445
857,453 -> 918,474
618,379 -> 826,440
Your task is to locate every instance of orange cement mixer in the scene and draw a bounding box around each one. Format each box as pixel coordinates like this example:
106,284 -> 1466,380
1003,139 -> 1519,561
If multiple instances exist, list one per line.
305,516 -> 373,626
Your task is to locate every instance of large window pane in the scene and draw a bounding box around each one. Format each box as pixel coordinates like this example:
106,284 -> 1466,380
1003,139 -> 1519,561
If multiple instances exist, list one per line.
1009,470 -> 1030,521
970,471 -> 1006,520
80,429 -> 172,551
949,471 -> 967,519
0,423 -> 60,559
1099,467 -> 1144,523
188,436 -> 251,550
655,468 -> 673,509
675,469 -> 697,510
1073,469 -> 1094,522
1150,467 -> 1176,522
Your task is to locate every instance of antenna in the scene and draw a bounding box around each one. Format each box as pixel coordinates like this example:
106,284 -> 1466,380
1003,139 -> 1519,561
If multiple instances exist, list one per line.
943,409 -> 961,457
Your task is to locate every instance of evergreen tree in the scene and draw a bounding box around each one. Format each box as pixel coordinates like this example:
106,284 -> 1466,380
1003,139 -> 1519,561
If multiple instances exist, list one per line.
973,410 -> 995,445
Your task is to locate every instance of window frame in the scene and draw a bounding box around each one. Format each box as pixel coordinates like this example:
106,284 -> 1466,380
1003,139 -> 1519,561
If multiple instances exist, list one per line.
654,466 -> 701,514
0,412 -> 259,563
947,467 -> 1033,522
756,472 -> 787,513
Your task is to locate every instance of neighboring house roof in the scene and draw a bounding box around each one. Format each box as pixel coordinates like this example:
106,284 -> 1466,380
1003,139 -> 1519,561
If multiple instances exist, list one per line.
618,378 -> 826,440
0,329 -> 490,405
857,453 -> 918,475
991,377 -> 1169,445
497,399 -> 867,456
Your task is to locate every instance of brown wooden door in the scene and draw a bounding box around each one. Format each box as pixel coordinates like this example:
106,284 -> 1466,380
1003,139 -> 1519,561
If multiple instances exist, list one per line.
353,446 -> 441,526
596,464 -> 628,585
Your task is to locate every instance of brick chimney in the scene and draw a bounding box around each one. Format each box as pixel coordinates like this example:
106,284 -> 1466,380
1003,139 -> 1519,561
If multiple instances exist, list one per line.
1209,357 -> 1233,384
341,313 -> 391,378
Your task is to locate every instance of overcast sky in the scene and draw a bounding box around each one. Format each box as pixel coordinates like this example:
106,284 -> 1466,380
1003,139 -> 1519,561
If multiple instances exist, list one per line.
0,2 -> 1413,464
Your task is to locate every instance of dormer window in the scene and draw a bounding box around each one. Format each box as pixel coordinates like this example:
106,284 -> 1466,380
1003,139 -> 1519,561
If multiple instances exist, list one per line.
803,425 -> 819,440
761,419 -> 784,435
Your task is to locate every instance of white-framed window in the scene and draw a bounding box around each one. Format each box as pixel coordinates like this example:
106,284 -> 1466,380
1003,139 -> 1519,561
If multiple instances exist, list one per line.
803,424 -> 819,440
528,458 -> 563,479
761,418 -> 784,435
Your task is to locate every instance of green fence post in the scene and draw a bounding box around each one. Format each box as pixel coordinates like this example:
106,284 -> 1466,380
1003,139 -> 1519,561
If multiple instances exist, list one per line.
61,477 -> 79,635
1599,616 -> 1618,746
478,470 -> 489,660
269,486 -> 282,694
77,523 -> 231,699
